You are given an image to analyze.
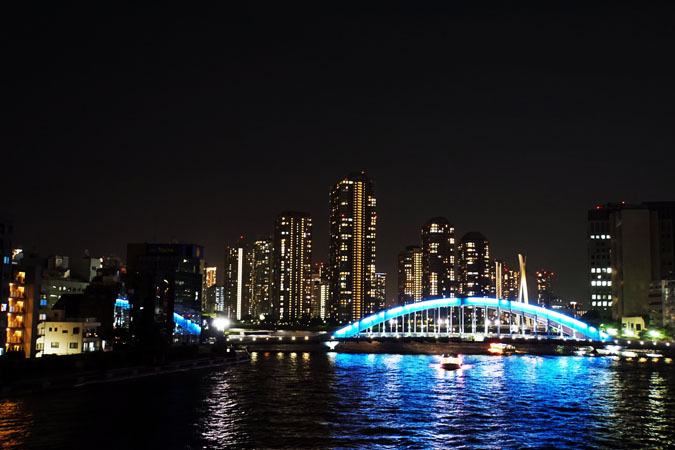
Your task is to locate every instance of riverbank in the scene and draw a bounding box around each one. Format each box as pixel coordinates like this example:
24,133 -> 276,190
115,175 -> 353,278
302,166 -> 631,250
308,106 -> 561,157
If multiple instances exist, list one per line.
0,349 -> 250,398
243,336 -> 675,356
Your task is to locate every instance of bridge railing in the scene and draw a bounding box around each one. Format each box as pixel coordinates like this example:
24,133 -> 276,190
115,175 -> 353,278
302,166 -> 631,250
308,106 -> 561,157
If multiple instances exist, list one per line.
333,297 -> 609,341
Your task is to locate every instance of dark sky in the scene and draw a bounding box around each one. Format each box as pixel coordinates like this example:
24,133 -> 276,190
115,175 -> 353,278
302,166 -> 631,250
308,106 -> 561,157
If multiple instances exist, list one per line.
5,3 -> 675,303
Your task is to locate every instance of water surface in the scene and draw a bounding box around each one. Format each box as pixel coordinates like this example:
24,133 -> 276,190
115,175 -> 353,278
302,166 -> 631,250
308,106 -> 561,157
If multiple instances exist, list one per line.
1,353 -> 674,449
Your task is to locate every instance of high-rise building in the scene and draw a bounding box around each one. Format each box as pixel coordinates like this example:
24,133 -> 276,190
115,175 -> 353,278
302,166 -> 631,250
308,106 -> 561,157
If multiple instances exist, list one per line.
310,263 -> 330,320
274,212 -> 312,323
205,267 -> 217,288
206,285 -> 225,314
126,243 -> 204,345
421,217 -> 456,299
251,235 -> 273,320
457,232 -> 491,297
588,203 -> 662,319
536,270 -> 555,308
397,246 -> 423,304
329,171 -> 377,323
643,202 -> 675,280
0,218 -> 15,355
201,266 -> 217,315
5,250 -> 41,358
494,260 -> 519,300
373,272 -> 387,312
223,237 -> 253,321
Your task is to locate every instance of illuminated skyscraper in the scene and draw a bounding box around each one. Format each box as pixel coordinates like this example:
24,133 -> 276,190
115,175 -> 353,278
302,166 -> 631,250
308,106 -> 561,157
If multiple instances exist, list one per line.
373,272 -> 387,311
205,267 -> 217,288
223,236 -> 253,321
273,212 -> 312,323
536,269 -> 555,308
397,246 -> 423,304
329,172 -> 377,323
421,217 -> 456,299
311,263 -> 329,320
251,235 -> 273,319
457,232 -> 491,297
495,260 -> 519,301
201,266 -> 217,315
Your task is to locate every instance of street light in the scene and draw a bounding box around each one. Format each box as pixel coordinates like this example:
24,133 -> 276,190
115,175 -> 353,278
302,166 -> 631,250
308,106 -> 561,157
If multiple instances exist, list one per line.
648,330 -> 661,340
213,318 -> 231,332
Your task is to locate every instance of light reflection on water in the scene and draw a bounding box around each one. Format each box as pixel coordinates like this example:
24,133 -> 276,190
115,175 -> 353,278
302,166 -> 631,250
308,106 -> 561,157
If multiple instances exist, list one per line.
1,354 -> 675,449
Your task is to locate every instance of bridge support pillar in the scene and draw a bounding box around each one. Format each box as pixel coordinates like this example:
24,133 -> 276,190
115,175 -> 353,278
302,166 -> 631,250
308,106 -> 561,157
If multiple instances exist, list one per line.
497,307 -> 501,336
449,307 -> 452,336
471,307 -> 476,335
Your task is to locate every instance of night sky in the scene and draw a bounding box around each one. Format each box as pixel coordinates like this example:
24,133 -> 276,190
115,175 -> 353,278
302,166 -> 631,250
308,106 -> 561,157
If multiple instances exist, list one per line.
5,3 -> 675,303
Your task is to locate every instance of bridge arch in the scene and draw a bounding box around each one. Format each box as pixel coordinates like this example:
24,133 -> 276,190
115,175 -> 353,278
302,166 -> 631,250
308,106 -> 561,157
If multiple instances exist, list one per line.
333,297 -> 608,341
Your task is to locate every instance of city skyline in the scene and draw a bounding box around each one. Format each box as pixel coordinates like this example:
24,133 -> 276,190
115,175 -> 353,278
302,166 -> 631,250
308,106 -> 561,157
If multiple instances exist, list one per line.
5,3 -> 675,304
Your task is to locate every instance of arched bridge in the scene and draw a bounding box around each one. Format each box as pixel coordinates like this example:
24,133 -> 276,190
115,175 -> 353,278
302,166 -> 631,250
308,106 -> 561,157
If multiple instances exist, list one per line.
334,297 -> 609,341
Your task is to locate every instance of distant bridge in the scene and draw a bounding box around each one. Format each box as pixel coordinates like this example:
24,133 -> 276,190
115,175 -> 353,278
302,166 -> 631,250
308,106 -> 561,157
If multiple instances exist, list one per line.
333,297 -> 609,341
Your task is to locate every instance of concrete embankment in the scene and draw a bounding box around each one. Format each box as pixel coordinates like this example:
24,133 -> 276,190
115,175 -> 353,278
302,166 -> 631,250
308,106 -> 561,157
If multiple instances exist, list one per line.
243,337 -> 675,357
0,353 -> 250,398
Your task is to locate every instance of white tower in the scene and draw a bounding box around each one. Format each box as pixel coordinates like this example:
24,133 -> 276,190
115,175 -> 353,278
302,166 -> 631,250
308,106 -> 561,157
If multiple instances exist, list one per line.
517,254 -> 529,304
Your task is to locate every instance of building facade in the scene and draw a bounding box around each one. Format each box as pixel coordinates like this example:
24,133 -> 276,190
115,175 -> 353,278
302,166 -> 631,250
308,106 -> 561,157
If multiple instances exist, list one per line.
457,232 -> 492,297
0,218 -> 14,354
587,203 -> 666,320
273,212 -> 312,323
310,263 -> 330,320
421,217 -> 456,299
251,235 -> 273,320
223,237 -> 253,321
5,250 -> 41,358
329,172 -> 377,323
127,243 -> 204,345
397,246 -> 423,304
373,272 -> 387,311
536,269 -> 555,308
36,313 -> 102,357
495,260 -> 519,301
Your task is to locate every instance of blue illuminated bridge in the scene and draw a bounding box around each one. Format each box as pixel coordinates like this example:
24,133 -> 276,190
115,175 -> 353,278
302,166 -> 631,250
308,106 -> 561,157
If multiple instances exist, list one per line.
333,297 -> 609,341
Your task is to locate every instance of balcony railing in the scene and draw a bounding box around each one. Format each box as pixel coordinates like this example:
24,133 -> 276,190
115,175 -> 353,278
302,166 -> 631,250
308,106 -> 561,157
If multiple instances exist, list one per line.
9,289 -> 24,299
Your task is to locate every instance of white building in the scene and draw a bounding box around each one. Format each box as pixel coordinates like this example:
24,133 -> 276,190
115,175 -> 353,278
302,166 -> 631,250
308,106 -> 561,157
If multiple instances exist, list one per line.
36,315 -> 102,357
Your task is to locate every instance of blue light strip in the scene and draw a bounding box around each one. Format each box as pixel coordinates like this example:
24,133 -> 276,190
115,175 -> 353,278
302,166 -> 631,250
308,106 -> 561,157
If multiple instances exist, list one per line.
333,297 -> 609,341
173,312 -> 202,335
115,298 -> 130,310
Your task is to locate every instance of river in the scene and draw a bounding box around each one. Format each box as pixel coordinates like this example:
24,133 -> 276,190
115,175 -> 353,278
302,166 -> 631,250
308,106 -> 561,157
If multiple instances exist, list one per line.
1,353 -> 674,449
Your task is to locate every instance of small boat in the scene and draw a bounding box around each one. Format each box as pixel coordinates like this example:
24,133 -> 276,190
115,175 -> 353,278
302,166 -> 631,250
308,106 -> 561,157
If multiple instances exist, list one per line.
573,346 -> 598,356
487,342 -> 515,355
439,353 -> 463,370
